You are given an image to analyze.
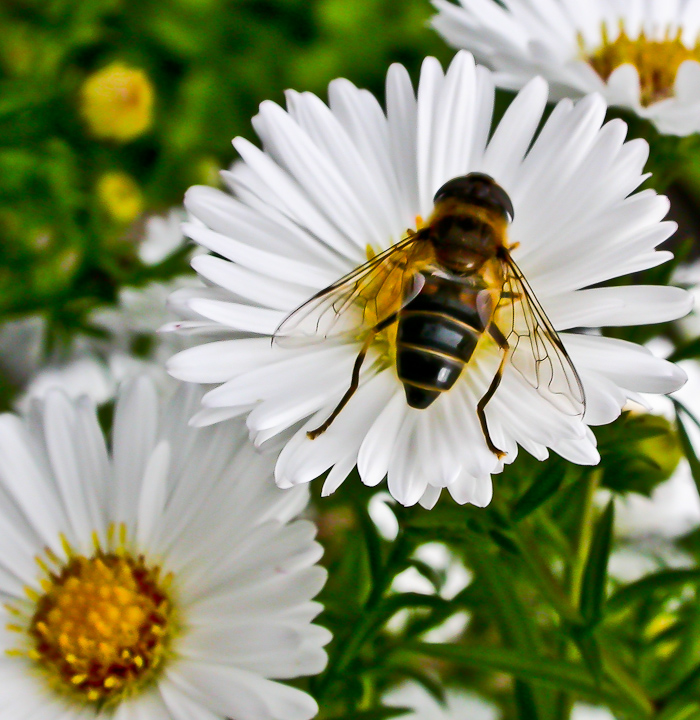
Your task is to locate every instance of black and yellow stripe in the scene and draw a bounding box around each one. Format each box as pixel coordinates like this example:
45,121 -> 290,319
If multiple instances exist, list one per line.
396,275 -> 483,410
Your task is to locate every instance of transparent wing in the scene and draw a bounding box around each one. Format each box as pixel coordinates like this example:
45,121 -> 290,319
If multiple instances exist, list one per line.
274,231 -> 435,346
496,249 -> 586,417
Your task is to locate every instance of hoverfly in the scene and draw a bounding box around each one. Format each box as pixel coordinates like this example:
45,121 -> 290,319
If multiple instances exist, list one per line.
274,173 -> 585,457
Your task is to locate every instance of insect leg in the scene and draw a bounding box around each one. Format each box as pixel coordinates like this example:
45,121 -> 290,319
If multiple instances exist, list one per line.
476,322 -> 509,459
307,313 -> 399,440
488,321 -> 508,350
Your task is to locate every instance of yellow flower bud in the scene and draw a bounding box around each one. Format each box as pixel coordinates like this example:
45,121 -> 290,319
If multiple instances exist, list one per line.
96,172 -> 143,224
80,63 -> 154,142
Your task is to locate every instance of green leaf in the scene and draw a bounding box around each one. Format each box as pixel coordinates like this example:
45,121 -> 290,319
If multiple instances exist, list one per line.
676,409 -> 700,497
607,569 -> 700,612
355,495 -> 385,591
668,336 -> 700,363
405,558 -> 443,594
324,707 -> 413,720
377,592 -> 449,618
651,608 -> 700,699
487,527 -> 521,555
409,643 -> 652,717
512,462 -> 567,522
597,414 -> 681,496
569,625 -> 604,683
657,700 -> 700,720
580,501 -> 615,627
382,662 -> 446,706
466,545 -> 549,720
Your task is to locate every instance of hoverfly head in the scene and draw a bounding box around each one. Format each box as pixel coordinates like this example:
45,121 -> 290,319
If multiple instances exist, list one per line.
433,173 -> 515,222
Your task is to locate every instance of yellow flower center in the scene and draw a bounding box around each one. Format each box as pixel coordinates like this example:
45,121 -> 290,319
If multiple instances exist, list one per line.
96,171 -> 143,224
80,62 -> 154,142
6,534 -> 175,708
586,25 -> 700,106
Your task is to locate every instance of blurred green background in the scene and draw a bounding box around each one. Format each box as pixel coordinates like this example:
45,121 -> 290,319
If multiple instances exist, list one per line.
0,0 -> 451,406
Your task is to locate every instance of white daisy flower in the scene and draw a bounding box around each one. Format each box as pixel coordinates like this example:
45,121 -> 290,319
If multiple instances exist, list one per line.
0,377 -> 329,720
138,208 -> 187,266
384,682 -> 498,720
431,0 -> 700,136
168,51 -> 690,508
572,705 -> 616,720
15,279 -> 195,411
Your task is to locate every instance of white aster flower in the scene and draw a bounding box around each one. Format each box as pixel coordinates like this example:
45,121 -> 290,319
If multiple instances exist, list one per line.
17,275 -> 203,409
384,682 -> 498,720
0,378 -> 329,720
572,704 -> 616,720
4,209 -> 199,410
138,208 -> 187,266
168,51 -> 690,508
431,0 -> 700,135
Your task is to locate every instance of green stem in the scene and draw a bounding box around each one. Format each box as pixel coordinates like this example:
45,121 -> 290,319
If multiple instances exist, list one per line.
556,470 -> 601,720
570,470 -> 602,608
514,472 -> 654,719
600,645 -> 656,719
314,531 -> 411,701
511,524 -> 583,626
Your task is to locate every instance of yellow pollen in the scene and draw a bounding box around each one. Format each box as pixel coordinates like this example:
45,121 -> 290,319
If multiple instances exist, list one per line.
586,24 -> 700,106
7,549 -> 175,707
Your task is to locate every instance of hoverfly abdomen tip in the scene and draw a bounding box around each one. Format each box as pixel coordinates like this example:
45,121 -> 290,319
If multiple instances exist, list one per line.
403,385 -> 440,409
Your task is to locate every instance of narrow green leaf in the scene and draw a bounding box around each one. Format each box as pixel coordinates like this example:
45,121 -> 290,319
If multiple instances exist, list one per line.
580,501 -> 615,627
405,558 -> 443,594
488,527 -> 520,555
409,643 -> 652,717
669,336 -> 700,363
354,496 -> 385,590
512,462 -> 567,522
467,546 -> 551,720
383,663 -> 446,706
570,626 -> 604,683
657,700 -> 700,720
608,569 -> 700,612
676,410 -> 700,497
325,707 -> 413,720
377,592 -> 448,619
651,608 -> 700,699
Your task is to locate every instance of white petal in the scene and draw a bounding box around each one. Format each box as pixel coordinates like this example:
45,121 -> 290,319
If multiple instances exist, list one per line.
158,678 -> 222,720
546,285 -> 693,330
0,414 -> 64,551
566,334 -> 687,394
135,440 -> 170,548
168,662 -> 319,720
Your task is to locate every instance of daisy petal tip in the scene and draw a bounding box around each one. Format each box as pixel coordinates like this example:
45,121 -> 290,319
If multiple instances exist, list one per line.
320,483 -> 335,498
581,91 -> 610,116
158,321 -> 179,334
274,471 -> 296,490
669,363 -> 689,392
470,478 -> 494,509
522,74 -> 550,102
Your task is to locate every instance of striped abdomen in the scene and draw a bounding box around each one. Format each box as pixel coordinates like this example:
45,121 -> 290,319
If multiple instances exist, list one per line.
396,273 -> 484,409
